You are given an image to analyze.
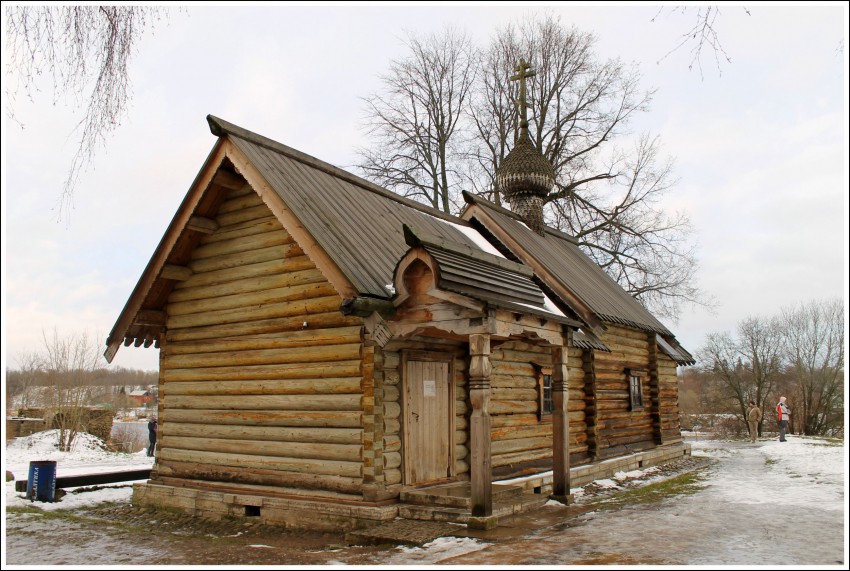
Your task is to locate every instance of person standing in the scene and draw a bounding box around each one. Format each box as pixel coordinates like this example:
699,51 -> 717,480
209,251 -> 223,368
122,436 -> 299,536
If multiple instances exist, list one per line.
147,417 -> 158,457
776,397 -> 790,442
746,401 -> 762,443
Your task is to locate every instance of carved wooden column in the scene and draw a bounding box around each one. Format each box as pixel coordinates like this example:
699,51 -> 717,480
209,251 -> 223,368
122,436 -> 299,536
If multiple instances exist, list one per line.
551,344 -> 572,502
468,333 -> 494,527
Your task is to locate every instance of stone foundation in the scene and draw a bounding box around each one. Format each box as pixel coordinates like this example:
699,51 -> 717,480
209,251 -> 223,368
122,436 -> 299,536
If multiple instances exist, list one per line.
131,483 -> 398,532
132,442 -> 691,531
498,441 -> 693,494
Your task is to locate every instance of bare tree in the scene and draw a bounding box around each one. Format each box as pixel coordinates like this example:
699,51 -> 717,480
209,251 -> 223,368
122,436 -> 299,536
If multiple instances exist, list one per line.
4,5 -> 165,221
779,298 -> 844,436
699,316 -> 783,438
359,16 -> 712,321
6,351 -> 44,412
651,5 -> 751,79
40,329 -> 107,451
357,28 -> 478,213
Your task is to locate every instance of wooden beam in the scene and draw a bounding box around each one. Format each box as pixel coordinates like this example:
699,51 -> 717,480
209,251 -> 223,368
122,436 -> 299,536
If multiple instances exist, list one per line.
211,169 -> 246,191
468,333 -> 495,528
135,310 -> 166,326
186,216 -> 219,234
160,264 -> 193,281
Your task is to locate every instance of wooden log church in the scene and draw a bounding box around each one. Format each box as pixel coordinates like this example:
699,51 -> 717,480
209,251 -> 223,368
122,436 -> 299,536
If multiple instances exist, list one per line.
106,64 -> 694,531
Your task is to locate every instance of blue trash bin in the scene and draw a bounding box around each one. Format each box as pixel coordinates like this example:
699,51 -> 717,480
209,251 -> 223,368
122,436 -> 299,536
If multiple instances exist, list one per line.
26,460 -> 57,502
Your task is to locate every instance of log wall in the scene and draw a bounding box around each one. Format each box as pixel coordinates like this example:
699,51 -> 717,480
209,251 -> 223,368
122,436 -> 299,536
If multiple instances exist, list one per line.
592,324 -> 658,459
489,341 -> 590,479
157,186 -> 365,498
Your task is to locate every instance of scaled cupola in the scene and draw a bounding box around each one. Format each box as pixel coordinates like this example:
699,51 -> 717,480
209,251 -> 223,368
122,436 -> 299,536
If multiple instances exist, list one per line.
495,58 -> 555,235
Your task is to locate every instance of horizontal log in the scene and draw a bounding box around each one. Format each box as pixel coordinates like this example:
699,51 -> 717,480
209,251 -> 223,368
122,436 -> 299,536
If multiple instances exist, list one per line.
192,228 -> 292,261
164,393 -> 361,411
198,215 -> 279,244
383,385 -> 400,403
491,423 -> 552,441
165,326 -> 362,356
491,387 -> 537,401
383,434 -> 401,452
188,242 -> 303,274
383,451 -> 401,469
163,422 -> 361,444
216,204 -> 276,227
490,400 -> 537,415
490,374 -> 537,390
384,418 -> 400,435
158,447 -> 362,477
490,414 -> 538,428
161,435 -> 361,462
168,282 -> 338,318
163,377 -> 362,397
162,342 -> 361,369
187,215 -> 219,234
493,348 -> 552,365
174,256 -> 316,291
491,447 -> 551,468
166,311 -> 360,343
167,295 -> 342,330
492,436 -> 553,456
215,190 -> 265,215
169,268 -> 327,304
455,444 -> 468,461
161,359 -> 361,382
161,264 -> 193,281
491,361 -> 536,377
155,460 -> 362,495
384,468 -> 401,485
603,325 -> 649,341
383,402 -> 401,419
162,408 -> 361,428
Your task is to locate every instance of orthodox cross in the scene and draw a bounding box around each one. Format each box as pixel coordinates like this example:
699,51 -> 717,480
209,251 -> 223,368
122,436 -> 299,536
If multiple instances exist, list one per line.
510,58 -> 536,132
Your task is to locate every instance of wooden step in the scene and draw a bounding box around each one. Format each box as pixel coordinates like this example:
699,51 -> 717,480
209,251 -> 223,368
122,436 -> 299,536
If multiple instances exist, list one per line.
398,493 -> 549,524
400,481 -> 525,509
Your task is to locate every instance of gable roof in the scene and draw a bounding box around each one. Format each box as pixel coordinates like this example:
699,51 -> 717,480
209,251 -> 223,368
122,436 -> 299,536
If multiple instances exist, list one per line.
461,192 -> 695,365
105,115 -> 692,365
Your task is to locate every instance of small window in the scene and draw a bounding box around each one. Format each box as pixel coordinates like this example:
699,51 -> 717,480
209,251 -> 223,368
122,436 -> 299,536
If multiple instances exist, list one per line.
538,368 -> 553,419
627,369 -> 647,411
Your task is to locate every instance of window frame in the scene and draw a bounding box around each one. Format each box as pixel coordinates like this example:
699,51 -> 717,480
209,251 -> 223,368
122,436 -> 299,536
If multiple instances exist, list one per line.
627,368 -> 648,412
538,367 -> 554,420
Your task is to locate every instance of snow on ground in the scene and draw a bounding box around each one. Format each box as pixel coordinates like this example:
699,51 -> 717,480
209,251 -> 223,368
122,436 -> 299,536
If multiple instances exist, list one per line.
4,429 -> 845,523
3,429 -> 154,512
690,433 -> 846,511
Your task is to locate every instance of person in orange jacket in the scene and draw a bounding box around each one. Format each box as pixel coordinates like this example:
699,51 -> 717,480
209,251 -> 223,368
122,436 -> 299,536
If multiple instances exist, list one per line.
776,397 -> 790,442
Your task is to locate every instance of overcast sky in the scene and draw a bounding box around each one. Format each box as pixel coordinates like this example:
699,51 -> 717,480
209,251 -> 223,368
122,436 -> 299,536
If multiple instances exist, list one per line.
2,3 -> 847,372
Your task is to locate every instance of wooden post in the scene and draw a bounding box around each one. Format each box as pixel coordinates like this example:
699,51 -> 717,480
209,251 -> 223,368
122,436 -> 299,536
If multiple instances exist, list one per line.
551,344 -> 572,503
468,333 -> 495,528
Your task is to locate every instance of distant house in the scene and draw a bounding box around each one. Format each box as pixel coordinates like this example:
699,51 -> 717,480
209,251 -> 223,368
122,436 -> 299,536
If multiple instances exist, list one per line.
105,109 -> 693,531
127,389 -> 152,407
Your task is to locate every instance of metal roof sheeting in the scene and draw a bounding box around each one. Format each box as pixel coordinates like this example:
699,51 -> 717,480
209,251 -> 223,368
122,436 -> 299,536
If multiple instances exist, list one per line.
465,195 -> 675,337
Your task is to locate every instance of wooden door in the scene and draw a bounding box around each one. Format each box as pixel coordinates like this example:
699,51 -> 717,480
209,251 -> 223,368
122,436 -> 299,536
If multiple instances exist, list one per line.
404,353 -> 453,485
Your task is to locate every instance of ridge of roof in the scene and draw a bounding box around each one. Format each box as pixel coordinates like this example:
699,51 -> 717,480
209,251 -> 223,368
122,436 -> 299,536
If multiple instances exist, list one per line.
207,114 -> 463,227
461,190 -> 578,244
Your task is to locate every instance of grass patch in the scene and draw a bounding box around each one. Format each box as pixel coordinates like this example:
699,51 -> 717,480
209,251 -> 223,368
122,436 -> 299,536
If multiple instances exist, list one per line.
765,458 -> 777,466
593,469 -> 709,509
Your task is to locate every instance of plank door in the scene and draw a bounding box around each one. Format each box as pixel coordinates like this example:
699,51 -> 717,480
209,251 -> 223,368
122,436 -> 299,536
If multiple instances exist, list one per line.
404,354 -> 453,485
